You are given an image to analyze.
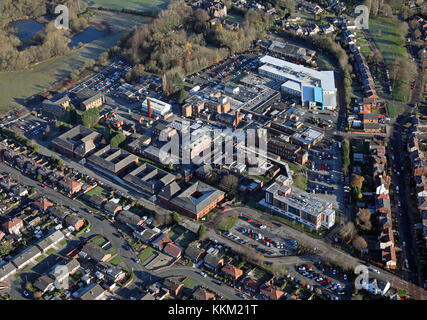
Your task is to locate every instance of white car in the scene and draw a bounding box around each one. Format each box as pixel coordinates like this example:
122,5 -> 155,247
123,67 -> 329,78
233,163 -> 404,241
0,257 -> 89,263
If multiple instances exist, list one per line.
200,272 -> 207,277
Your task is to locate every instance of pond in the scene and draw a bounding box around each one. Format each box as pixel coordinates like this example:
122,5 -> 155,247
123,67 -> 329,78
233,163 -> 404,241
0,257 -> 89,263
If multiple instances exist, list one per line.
9,19 -> 45,47
68,27 -> 105,49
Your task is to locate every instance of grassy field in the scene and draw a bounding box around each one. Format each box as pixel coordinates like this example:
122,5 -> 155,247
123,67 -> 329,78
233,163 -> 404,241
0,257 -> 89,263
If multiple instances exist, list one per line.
369,17 -> 407,66
109,255 -> 123,265
85,0 -> 170,11
0,11 -> 151,115
138,246 -> 157,263
218,215 -> 238,232
386,103 -> 404,118
91,236 -> 108,247
182,277 -> 199,290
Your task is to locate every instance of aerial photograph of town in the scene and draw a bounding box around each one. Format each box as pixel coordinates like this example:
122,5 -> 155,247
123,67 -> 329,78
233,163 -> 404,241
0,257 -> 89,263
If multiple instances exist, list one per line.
0,0 -> 426,308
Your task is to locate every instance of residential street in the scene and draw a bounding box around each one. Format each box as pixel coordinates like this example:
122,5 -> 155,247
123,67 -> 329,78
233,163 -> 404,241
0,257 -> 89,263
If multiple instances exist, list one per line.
0,162 -> 246,300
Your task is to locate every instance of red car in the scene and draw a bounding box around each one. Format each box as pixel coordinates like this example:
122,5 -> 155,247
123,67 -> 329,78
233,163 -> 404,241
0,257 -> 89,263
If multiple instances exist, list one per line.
41,184 -> 46,188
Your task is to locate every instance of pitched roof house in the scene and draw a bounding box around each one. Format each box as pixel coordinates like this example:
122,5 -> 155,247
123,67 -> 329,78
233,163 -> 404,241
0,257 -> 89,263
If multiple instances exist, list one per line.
2,218 -> 24,235
33,275 -> 55,293
221,264 -> 243,281
104,201 -> 122,216
192,287 -> 215,300
242,277 -> 261,294
260,284 -> 285,300
33,197 -> 54,212
79,242 -> 112,262
184,245 -> 204,263
59,177 -> 82,195
163,242 -> 183,259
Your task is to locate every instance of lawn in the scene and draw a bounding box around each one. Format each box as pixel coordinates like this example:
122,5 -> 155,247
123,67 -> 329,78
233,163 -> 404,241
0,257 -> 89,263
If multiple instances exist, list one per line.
87,0 -> 170,11
45,248 -> 56,255
218,215 -> 238,232
369,17 -> 408,65
138,246 -> 157,263
85,185 -> 108,197
35,255 -> 46,263
0,11 -> 151,115
386,103 -> 404,118
293,175 -> 307,191
286,161 -> 302,174
91,236 -> 108,247
109,255 -> 123,266
182,277 -> 199,290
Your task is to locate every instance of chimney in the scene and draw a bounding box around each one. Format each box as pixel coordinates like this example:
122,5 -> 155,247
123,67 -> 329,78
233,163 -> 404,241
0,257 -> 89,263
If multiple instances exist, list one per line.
147,98 -> 152,118
235,109 -> 240,127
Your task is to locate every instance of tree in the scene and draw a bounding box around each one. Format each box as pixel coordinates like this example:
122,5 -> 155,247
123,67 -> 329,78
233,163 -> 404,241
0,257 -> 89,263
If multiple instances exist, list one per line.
352,236 -> 368,252
219,174 -> 239,196
172,211 -> 180,225
0,240 -> 13,256
69,104 -> 78,125
37,174 -> 43,183
341,139 -> 350,176
177,88 -> 189,105
339,222 -> 357,241
350,174 -> 364,189
198,225 -> 206,238
110,132 -> 126,147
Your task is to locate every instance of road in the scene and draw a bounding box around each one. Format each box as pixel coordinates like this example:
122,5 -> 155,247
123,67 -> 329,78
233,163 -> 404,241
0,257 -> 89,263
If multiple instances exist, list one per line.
388,111 -> 423,287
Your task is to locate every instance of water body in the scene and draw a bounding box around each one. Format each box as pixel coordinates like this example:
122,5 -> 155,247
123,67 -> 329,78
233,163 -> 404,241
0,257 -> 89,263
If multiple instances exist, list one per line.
10,19 -> 45,48
68,27 -> 105,48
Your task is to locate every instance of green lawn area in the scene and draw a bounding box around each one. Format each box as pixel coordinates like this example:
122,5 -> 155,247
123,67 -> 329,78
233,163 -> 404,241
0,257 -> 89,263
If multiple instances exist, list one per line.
35,255 -> 46,263
293,175 -> 307,191
182,277 -> 199,290
85,185 -> 108,197
369,17 -> 408,65
359,45 -> 373,57
286,161 -> 302,174
91,236 -> 108,247
138,247 -> 157,263
45,248 -> 56,255
109,255 -> 123,266
87,0 -> 170,11
386,103 -> 404,118
59,239 -> 68,246
218,215 -> 238,232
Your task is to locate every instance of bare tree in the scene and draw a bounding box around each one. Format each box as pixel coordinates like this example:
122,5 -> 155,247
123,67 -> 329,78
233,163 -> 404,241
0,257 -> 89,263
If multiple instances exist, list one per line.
352,236 -> 368,252
339,222 -> 357,241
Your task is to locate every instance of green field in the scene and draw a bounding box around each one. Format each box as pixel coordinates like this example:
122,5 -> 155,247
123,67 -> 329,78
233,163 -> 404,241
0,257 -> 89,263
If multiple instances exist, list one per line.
182,277 -> 199,290
369,17 -> 408,65
138,246 -> 157,263
85,0 -> 170,11
0,11 -> 151,115
386,103 -> 404,118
